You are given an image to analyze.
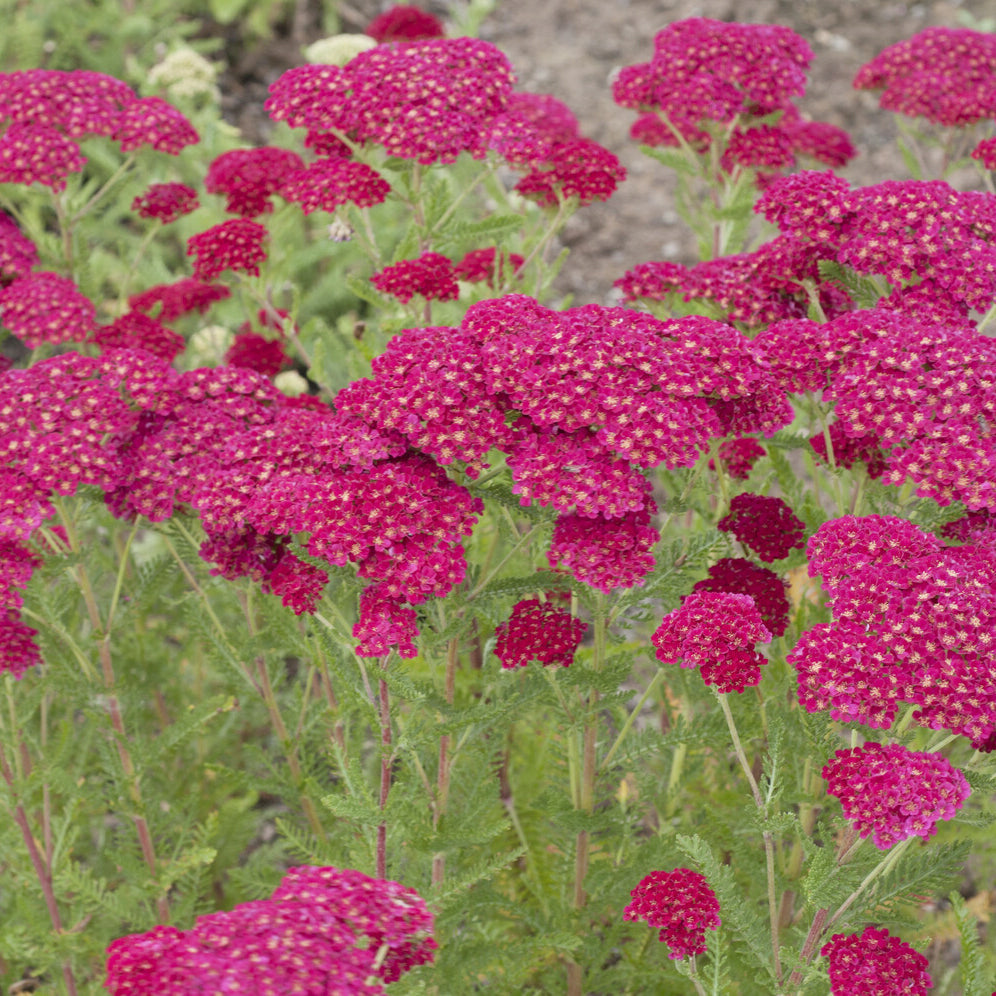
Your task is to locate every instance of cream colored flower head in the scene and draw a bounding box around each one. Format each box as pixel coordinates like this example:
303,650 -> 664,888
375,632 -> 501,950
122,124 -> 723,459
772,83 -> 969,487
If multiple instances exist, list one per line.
303,34 -> 377,67
189,324 -> 232,364
148,48 -> 220,100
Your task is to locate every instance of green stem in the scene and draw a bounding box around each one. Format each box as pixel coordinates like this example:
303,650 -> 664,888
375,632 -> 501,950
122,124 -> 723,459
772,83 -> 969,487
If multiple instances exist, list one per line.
599,669 -> 664,773
717,692 -> 782,986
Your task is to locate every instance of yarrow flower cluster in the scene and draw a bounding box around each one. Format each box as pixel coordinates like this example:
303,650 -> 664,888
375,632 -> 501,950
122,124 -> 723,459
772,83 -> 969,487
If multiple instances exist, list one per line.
0,212 -> 37,284
131,182 -> 199,223
855,26 -> 996,127
0,271 -> 96,348
611,19 -> 852,180
623,868 -> 720,960
789,515 -> 996,749
129,278 -> 231,322
821,926 -> 932,996
652,590 -> 772,693
366,5 -> 445,43
266,38 -> 515,165
821,742 -> 970,849
186,219 -> 268,281
453,247 -> 524,287
370,253 -> 459,304
493,596 -> 587,669
710,437 -> 765,479
616,235 -> 850,329
205,146 -> 304,217
281,156 -> 391,213
693,557 -> 790,637
105,865 -> 436,995
717,493 -> 806,563
756,173 -> 996,320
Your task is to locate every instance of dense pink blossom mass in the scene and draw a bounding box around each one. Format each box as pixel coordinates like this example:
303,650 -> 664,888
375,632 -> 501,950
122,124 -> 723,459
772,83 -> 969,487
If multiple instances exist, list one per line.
105,866 -> 436,994
652,590 -> 772,693
494,597 -> 587,668
822,926 -> 932,996
792,515 -> 996,749
623,868 -> 721,959
822,742 -> 970,848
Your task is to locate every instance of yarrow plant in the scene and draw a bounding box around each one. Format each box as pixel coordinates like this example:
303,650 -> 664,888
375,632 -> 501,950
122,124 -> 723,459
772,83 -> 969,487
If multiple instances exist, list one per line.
0,13 -> 994,996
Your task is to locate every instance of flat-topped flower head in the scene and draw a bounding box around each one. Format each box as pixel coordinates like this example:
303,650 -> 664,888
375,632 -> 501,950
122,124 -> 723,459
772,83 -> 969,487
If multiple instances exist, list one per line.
855,26 -> 996,127
205,146 -> 304,217
370,253 -> 458,304
354,585 -> 420,659
710,437 -> 765,480
225,332 -> 288,377
266,38 -> 515,164
129,278 -> 230,322
623,868 -> 720,960
822,742 -> 970,849
454,248 -> 524,287
113,96 -> 198,153
106,865 -> 435,994
281,156 -> 391,214
366,5 -> 445,43
514,138 -> 625,206
0,213 -> 38,285
972,135 -> 996,170
718,493 -> 806,563
549,504 -> 658,593
186,219 -> 268,281
487,91 -> 579,166
652,590 -> 771,693
822,926 -> 931,996
494,597 -> 587,669
265,552 -> 328,615
131,181 -> 199,224
0,123 -> 86,190
613,19 -> 812,150
93,311 -> 185,363
0,272 -> 96,348
693,557 -> 790,637
1,610 -> 42,679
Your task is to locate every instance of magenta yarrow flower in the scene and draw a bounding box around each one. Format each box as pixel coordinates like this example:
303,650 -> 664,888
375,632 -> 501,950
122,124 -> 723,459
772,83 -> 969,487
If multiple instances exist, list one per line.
131,182 -> 199,223
623,868 -> 720,960
487,91 -> 579,166
354,585 -> 420,659
0,609 -> 42,679
105,865 -> 435,995
810,423 -> 886,481
855,27 -> 996,127
112,96 -> 198,154
514,138 -> 625,206
205,146 -> 304,217
225,332 -> 288,377
370,253 -> 458,304
718,493 -> 806,563
0,123 -> 86,190
792,515 -> 996,748
710,437 -> 765,480
129,278 -> 230,321
366,4 -> 445,42
616,235 -> 849,329
494,597 -> 587,669
92,311 -> 185,363
821,926 -> 931,996
613,19 -> 813,152
0,213 -> 37,285
549,506 -> 658,593
822,742 -> 970,849
281,156 -> 391,213
0,272 -> 96,348
0,538 -> 42,611
693,557 -> 790,638
186,219 -> 268,281
972,135 -> 996,170
453,247 -> 524,287
266,38 -> 515,165
652,590 -> 771,693
0,69 -> 136,136
266,553 -> 329,615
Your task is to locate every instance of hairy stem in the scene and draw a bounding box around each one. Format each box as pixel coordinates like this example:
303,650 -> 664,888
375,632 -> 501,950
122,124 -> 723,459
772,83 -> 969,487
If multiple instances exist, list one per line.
377,653 -> 394,880
432,637 -> 459,886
